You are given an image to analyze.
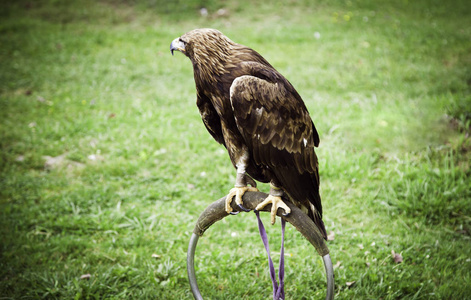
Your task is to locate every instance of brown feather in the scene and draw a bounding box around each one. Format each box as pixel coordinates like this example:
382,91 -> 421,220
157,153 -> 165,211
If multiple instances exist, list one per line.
173,28 -> 326,239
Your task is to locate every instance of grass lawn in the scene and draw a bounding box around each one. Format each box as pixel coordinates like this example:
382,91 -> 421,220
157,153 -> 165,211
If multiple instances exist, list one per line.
1,0 -> 470,299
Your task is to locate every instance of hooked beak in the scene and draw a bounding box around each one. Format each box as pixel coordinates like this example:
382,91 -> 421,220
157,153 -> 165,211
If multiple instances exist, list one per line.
170,38 -> 185,56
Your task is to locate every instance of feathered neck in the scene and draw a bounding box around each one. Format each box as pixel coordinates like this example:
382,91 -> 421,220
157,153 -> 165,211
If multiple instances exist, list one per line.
186,31 -> 237,84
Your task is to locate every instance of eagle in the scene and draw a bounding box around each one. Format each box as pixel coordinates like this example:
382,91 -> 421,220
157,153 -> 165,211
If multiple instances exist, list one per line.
170,28 -> 327,239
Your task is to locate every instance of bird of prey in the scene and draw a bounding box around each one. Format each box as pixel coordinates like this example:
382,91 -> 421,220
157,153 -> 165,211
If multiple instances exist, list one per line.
170,28 -> 326,239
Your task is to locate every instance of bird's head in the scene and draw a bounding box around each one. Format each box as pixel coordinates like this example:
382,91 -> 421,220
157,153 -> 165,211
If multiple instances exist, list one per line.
170,28 -> 235,65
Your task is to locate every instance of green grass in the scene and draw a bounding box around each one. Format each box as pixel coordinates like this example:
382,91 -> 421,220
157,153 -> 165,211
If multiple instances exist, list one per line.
1,0 -> 470,298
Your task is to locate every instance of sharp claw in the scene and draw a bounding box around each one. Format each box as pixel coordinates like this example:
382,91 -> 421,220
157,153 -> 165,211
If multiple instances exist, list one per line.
230,211 -> 240,215
226,186 -> 259,215
282,210 -> 290,217
238,204 -> 251,212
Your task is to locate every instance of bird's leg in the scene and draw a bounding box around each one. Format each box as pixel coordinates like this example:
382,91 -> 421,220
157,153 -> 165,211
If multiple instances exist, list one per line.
255,182 -> 291,225
225,163 -> 258,214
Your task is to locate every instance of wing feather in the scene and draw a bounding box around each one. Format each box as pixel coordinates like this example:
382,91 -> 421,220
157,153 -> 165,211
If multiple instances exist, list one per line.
230,66 -> 323,224
196,89 -> 225,146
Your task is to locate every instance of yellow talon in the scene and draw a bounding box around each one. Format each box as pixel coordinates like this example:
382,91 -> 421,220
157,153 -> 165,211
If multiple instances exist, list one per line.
255,195 -> 291,225
225,186 -> 259,214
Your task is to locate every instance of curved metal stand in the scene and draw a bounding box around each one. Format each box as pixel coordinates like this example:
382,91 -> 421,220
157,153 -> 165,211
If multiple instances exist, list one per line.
187,191 -> 334,299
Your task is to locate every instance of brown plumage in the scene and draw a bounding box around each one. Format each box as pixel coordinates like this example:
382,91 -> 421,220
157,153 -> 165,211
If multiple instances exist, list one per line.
171,28 -> 327,239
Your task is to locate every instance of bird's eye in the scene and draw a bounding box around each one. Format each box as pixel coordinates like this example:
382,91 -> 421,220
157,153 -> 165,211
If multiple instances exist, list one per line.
179,38 -> 187,44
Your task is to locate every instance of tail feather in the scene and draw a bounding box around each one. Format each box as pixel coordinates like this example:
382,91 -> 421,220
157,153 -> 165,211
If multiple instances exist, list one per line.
313,211 -> 328,240
308,202 -> 327,240
274,167 -> 327,240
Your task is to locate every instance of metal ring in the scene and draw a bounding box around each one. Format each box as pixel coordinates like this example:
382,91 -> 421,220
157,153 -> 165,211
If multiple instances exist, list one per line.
187,191 -> 334,299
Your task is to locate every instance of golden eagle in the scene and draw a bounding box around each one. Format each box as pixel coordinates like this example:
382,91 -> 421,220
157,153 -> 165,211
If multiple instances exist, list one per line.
171,28 -> 327,239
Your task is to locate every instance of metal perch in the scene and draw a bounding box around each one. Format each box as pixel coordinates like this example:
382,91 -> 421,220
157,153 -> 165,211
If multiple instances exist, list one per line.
187,191 -> 334,299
